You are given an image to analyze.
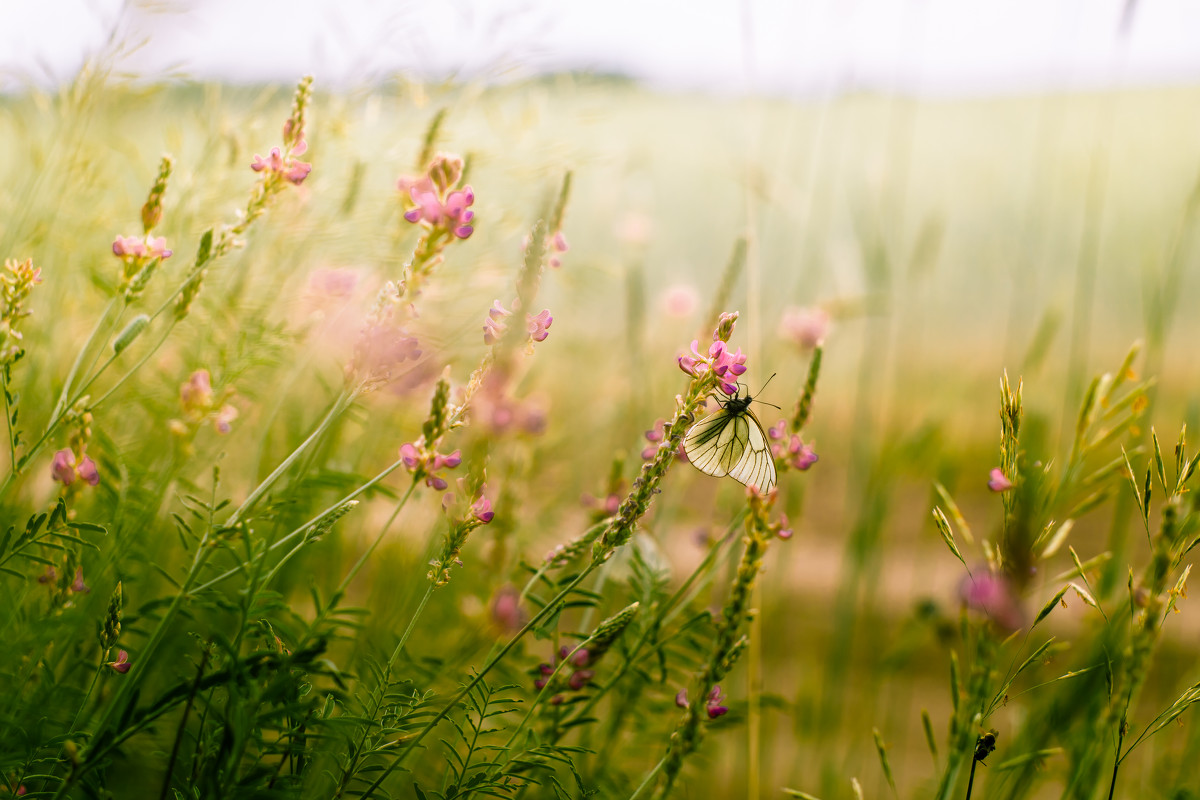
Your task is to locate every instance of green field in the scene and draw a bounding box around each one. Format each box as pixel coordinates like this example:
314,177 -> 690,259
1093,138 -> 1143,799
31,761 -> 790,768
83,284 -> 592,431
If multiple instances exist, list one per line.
1,70 -> 1199,798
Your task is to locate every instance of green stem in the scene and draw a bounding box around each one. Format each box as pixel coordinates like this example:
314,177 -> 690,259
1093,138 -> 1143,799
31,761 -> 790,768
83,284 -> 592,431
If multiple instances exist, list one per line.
358,564 -> 598,800
189,455 -> 408,596
629,757 -> 666,800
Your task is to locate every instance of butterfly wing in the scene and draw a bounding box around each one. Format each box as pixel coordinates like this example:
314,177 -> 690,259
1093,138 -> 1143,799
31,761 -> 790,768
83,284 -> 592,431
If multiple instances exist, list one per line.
724,407 -> 777,492
683,408 -> 746,478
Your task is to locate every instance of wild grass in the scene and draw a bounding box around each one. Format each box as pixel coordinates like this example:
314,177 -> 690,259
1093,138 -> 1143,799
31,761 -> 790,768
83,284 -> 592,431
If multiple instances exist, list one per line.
0,66 -> 1199,800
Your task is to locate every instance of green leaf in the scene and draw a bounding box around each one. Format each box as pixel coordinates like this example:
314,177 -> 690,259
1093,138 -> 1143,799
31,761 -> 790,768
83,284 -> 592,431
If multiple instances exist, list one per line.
1153,428 -> 1168,495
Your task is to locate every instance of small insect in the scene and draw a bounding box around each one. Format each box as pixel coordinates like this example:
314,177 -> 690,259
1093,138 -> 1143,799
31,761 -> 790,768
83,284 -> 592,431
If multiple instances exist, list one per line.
683,378 -> 778,493
974,730 -> 998,764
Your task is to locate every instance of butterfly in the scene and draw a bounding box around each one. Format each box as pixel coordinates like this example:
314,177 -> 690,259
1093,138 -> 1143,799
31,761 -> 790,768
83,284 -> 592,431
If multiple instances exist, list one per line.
683,382 -> 777,493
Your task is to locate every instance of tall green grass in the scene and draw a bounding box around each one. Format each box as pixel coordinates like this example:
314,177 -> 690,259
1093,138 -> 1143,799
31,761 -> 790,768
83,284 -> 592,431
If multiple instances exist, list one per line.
0,65 -> 1199,799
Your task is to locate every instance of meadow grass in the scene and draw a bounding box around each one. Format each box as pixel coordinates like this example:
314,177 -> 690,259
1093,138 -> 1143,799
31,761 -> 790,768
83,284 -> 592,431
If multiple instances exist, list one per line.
0,68 -> 1199,799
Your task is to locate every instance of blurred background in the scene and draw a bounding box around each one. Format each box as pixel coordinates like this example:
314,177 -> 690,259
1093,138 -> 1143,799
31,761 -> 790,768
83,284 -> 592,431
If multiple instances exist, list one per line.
4,1 -> 1200,797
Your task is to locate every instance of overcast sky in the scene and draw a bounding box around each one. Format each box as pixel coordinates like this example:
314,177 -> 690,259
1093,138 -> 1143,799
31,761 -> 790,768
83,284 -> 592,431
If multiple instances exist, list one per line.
1,0 -> 1197,96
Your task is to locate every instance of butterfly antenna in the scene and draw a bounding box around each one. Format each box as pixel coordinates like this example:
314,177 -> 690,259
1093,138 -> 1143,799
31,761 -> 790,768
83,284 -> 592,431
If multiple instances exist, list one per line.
751,373 -> 781,409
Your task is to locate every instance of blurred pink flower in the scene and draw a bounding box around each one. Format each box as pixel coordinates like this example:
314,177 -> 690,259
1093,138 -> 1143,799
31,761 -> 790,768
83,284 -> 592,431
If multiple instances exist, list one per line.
483,300 -> 510,345
490,584 -> 526,633
960,572 -> 1024,631
780,306 -> 830,352
988,468 -> 1014,492
662,284 -> 699,318
71,567 -> 90,594
774,434 -> 818,471
615,212 -> 652,246
549,231 -> 569,268
399,441 -> 462,491
526,309 -> 553,343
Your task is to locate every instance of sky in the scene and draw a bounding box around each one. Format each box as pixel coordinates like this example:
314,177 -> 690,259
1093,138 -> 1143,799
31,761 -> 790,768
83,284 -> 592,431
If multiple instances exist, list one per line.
2,0 -> 1199,96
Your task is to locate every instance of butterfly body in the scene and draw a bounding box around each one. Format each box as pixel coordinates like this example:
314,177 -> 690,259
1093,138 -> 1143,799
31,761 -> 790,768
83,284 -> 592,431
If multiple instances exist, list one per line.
683,389 -> 777,493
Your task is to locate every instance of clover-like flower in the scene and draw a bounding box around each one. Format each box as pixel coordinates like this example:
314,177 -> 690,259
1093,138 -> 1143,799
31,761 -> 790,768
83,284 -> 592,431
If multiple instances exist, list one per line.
400,442 -> 462,491
250,138 -> 312,185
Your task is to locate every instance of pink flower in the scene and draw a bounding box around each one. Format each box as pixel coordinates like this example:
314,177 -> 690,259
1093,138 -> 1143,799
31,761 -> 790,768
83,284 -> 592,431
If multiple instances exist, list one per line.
399,441 -> 462,491
526,310 -> 553,343
181,369 -> 214,411
490,584 -> 526,633
51,449 -> 99,487
677,339 -> 747,395
784,435 -> 818,471
471,491 -> 495,524
399,443 -> 421,469
988,468 -> 1014,492
548,231 -> 569,268
662,284 -> 699,318
767,419 -> 787,440
404,185 -> 476,239
705,686 -> 729,719
51,449 -> 76,484
960,572 -> 1024,631
71,567 -> 90,594
107,649 -> 131,674
112,235 -> 146,258
250,139 -> 311,185
674,686 -> 730,719
776,513 -> 794,540
144,236 -> 173,259
780,306 -> 830,351
37,565 -> 57,584
484,301 -> 510,345
213,405 -> 238,434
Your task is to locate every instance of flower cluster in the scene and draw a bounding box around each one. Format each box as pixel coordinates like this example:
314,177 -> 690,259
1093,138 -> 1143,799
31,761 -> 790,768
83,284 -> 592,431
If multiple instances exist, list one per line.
399,441 -> 462,490
0,258 -> 43,367
677,338 -> 747,396
768,420 -> 818,471
168,369 -> 238,436
399,153 -> 475,240
481,300 -> 553,348
51,449 -> 99,487
346,281 -> 422,390
428,481 -> 495,586
534,645 -> 595,701
250,138 -> 312,185
642,418 -> 666,461
675,685 -> 729,720
960,571 -> 1025,631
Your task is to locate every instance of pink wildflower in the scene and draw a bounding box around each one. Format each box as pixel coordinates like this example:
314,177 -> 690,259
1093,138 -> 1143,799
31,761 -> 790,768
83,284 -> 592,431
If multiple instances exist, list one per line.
780,435 -> 818,471
526,310 -> 553,343
490,584 -> 526,633
483,301 -> 510,345
250,138 -> 311,185
780,306 -> 830,351
662,284 -> 699,318
705,686 -> 729,719
471,491 -> 495,524
988,468 -> 1014,492
51,449 -> 99,487
398,441 -> 462,491
404,185 -> 476,239
107,649 -> 131,674
678,339 -> 747,395
960,572 -> 1024,631
37,565 -> 57,584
